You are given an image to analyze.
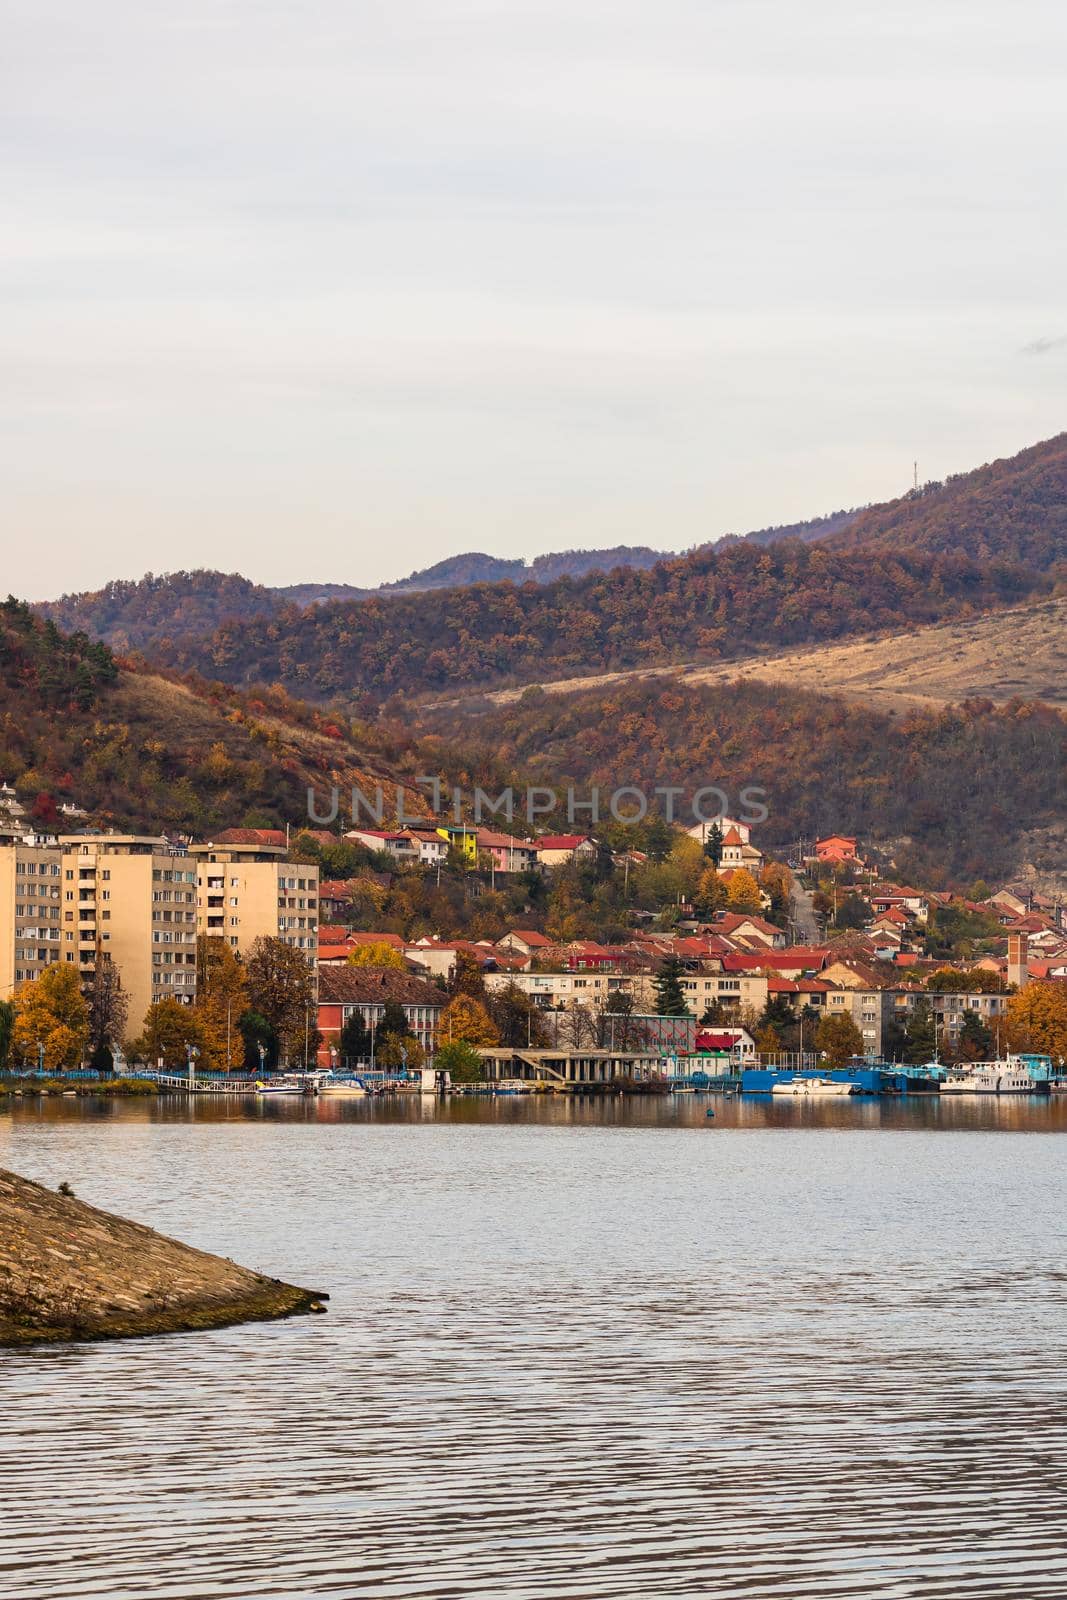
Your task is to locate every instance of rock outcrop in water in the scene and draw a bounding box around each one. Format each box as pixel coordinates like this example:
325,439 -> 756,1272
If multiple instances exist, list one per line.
0,1168 -> 326,1345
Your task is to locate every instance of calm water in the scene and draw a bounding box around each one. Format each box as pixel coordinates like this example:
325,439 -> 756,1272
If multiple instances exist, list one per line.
3,1094 -> 1067,1599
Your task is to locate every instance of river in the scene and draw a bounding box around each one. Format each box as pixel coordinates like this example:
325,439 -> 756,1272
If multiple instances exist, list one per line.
3,1093 -> 1067,1598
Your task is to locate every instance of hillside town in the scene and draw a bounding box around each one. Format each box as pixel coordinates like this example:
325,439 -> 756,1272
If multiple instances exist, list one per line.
1,778 -> 1064,1087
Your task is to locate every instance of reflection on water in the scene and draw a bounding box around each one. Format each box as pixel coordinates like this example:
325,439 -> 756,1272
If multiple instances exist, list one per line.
3,1095 -> 1067,1599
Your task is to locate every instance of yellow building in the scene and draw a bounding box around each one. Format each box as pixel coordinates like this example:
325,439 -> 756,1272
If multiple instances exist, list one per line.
59,834 -> 198,1035
0,841 -> 63,1001
189,830 -> 318,975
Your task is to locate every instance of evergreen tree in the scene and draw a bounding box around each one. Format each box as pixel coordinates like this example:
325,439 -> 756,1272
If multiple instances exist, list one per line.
339,1009 -> 372,1065
703,822 -> 724,865
956,1008 -> 993,1063
653,955 -> 689,1016
904,999 -> 938,1064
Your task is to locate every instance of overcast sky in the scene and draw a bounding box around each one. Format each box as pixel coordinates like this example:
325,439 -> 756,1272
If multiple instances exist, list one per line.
4,0 -> 1066,599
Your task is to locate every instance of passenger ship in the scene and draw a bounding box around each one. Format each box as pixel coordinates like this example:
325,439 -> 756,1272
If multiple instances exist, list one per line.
939,1056 -> 1048,1095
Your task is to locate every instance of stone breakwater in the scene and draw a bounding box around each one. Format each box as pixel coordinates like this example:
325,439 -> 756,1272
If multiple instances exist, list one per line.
0,1168 -> 327,1345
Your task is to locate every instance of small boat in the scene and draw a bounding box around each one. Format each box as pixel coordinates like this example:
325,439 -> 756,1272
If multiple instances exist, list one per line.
316,1075 -> 369,1098
771,1077 -> 858,1097
254,1075 -> 311,1096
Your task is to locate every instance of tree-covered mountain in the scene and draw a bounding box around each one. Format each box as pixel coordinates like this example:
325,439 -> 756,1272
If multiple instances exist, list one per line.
162,542 -> 1047,703
420,675 -> 1067,884
0,599 -> 434,837
37,571 -> 282,655
35,547 -> 671,652
828,432 -> 1067,571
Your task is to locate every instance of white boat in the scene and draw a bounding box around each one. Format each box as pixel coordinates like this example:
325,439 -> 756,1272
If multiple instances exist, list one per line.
940,1063 -> 1045,1095
771,1077 -> 858,1097
316,1076 -> 369,1098
254,1075 -> 313,1096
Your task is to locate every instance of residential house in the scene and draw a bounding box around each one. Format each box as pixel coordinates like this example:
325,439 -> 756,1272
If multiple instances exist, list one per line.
345,828 -> 421,863
496,929 -> 555,960
476,831 -> 539,874
710,912 -> 784,949
813,835 -> 864,867
535,834 -> 598,868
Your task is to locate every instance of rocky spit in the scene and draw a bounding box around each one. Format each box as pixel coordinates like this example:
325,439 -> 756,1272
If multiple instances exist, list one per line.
0,1167 -> 326,1345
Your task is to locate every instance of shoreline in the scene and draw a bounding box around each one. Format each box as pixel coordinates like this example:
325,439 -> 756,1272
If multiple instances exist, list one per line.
0,1167 -> 327,1348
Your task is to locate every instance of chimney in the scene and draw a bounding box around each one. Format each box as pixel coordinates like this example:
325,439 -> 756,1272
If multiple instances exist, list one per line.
1007,932 -> 1029,990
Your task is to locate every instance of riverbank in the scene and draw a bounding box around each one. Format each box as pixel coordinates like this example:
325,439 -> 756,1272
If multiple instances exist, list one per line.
0,1167 -> 327,1346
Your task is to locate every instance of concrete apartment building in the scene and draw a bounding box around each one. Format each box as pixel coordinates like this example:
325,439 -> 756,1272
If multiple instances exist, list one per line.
0,842 -> 63,997
59,834 -> 198,1031
189,832 -> 318,972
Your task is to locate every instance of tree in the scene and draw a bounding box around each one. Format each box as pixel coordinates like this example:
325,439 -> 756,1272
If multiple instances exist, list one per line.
1006,983 -> 1067,1062
449,949 -> 488,999
435,1038 -> 483,1083
377,1032 -> 425,1069
87,959 -> 130,1071
439,993 -> 499,1047
12,965 -> 90,1070
904,999 -> 938,1064
598,991 -> 644,1050
347,942 -> 406,969
238,1009 -> 279,1072
339,1009 -> 372,1066
560,999 -> 598,1049
245,937 -> 316,1062
956,1008 -> 994,1063
815,1011 -> 863,1067
653,955 -> 689,1016
695,867 -> 727,916
487,982 -> 549,1047
834,893 -> 871,931
194,936 -> 248,1071
703,822 -> 724,865
136,998 -> 206,1071
0,1000 -> 14,1070
699,999 -> 728,1025
754,1022 -> 781,1056
725,868 -> 761,913
380,1000 -> 409,1040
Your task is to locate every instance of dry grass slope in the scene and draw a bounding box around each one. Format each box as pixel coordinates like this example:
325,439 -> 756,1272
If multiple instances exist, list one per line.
434,598 -> 1066,714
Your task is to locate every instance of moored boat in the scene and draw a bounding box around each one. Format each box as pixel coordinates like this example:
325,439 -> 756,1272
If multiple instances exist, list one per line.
940,1061 -> 1048,1095
770,1077 -> 858,1097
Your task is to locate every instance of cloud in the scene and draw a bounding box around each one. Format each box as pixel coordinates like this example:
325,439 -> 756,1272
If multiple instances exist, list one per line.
1020,335 -> 1067,356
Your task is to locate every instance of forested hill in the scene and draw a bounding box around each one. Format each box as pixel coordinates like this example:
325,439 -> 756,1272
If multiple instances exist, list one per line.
827,432 -> 1067,571
163,542 -> 1046,703
0,599 -> 432,838
419,676 -> 1067,885
35,547 -> 670,652
37,571 -> 282,655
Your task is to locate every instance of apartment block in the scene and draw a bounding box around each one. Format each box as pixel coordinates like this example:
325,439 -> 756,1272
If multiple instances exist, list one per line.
59,835 -> 198,1031
0,843 -> 63,997
189,838 -> 318,972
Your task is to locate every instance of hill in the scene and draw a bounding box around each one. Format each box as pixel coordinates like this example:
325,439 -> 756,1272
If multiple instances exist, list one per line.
35,547 -> 671,654
0,597 -> 431,836
419,675 -> 1067,885
828,432 -> 1067,571
430,597 -> 1067,715
160,541 -> 1047,703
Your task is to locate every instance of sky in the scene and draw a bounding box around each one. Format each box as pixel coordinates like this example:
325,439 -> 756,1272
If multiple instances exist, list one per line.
3,0 -> 1066,600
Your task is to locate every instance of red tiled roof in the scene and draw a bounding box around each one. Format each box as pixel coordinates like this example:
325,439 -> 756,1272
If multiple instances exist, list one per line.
502,929 -> 553,947
318,968 -> 444,1007
212,827 -> 287,847
536,835 -> 591,850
